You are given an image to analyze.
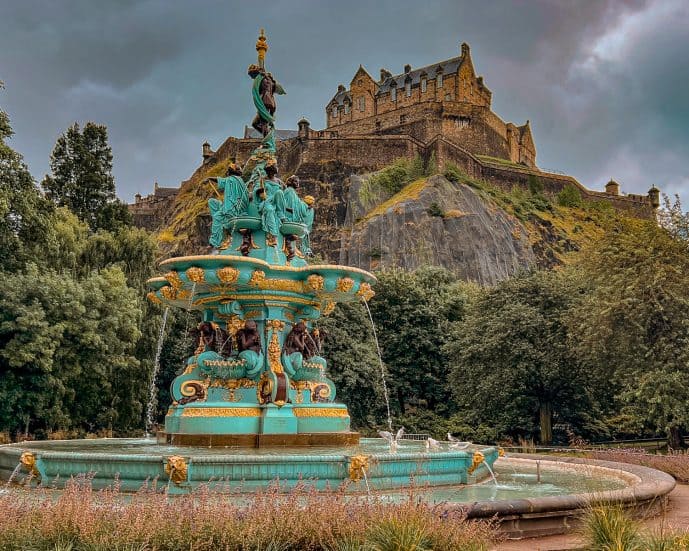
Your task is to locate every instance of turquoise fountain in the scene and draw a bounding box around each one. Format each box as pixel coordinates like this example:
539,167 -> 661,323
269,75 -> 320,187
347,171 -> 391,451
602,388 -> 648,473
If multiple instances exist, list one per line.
0,31 -> 498,494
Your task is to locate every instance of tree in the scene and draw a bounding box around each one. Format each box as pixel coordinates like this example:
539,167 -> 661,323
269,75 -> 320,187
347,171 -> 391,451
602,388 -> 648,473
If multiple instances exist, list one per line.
447,269 -> 603,444
42,122 -> 130,232
0,84 -> 53,271
0,265 -> 142,436
368,267 -> 471,416
319,301 -> 386,430
570,217 -> 689,447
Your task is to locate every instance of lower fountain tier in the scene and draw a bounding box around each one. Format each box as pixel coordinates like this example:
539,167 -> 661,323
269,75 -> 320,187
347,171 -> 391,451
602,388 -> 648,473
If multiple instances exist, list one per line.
164,403 -> 357,447
0,438 -> 500,493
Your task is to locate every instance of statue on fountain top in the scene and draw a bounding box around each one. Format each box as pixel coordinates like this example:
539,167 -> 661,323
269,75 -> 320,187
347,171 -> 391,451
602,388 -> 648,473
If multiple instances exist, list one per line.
255,160 -> 286,247
207,162 -> 249,249
248,29 -> 285,139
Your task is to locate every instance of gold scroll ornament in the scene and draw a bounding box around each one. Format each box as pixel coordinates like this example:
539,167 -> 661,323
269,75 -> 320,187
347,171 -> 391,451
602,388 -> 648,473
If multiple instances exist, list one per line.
266,320 -> 285,375
185,267 -> 205,283
216,266 -> 240,284
305,274 -> 325,291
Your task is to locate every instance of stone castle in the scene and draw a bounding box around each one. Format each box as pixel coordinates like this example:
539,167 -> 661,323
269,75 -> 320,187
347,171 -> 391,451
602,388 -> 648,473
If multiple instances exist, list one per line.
324,43 -> 536,168
129,42 -> 660,278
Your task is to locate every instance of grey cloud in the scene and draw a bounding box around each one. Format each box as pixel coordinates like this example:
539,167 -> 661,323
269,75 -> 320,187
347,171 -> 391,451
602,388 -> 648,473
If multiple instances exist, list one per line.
0,0 -> 687,205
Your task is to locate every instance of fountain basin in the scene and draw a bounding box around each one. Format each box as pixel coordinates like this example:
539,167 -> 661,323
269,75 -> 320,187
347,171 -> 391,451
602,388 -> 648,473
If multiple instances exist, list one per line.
0,438 -> 499,493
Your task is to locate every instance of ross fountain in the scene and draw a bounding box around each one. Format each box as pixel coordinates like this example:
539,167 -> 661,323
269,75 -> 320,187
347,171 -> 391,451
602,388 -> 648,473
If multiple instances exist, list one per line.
0,33 -> 676,539
0,30 -> 498,494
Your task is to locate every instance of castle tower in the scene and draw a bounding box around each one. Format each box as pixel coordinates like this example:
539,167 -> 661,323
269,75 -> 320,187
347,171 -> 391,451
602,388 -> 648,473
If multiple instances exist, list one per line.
648,186 -> 661,209
605,179 -> 620,196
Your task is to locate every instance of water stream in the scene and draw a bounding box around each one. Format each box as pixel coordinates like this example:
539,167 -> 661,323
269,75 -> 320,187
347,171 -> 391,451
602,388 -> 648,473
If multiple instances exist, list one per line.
482,460 -> 498,486
4,463 -> 22,487
362,300 -> 393,433
145,307 -> 169,436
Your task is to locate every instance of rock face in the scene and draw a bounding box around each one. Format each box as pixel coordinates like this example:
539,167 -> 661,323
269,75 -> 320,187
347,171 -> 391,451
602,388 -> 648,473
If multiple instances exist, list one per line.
340,175 -> 536,285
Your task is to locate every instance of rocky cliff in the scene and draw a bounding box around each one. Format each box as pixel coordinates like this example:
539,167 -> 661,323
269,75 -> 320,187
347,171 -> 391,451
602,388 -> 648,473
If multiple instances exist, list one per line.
340,175 -> 536,285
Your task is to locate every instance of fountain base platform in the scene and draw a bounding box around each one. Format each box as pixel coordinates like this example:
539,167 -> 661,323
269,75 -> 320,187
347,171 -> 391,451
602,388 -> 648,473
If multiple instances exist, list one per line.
161,431 -> 360,447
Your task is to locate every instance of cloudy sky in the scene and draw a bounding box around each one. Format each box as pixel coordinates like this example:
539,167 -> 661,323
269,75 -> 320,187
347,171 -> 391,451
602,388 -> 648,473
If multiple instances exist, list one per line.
1,0 -> 688,203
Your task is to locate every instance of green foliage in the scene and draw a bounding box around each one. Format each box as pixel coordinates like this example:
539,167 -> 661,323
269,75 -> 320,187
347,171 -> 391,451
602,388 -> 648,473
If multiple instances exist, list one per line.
558,184 -> 583,207
369,267 -> 472,416
581,506 -> 642,551
527,174 -> 544,196
0,265 -> 143,435
571,218 -> 689,446
320,302 -> 386,429
427,202 -> 444,217
447,269 -> 606,444
359,155 -> 427,209
42,122 -> 128,232
0,95 -> 54,272
366,519 -> 432,551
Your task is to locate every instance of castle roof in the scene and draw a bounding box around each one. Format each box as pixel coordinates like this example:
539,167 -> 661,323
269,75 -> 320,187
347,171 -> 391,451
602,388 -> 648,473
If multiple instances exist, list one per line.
328,43 -> 489,106
243,127 -> 299,140
377,55 -> 465,93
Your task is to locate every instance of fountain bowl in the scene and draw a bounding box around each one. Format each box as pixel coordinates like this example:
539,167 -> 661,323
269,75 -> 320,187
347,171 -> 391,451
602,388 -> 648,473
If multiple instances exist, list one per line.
0,438 -> 499,494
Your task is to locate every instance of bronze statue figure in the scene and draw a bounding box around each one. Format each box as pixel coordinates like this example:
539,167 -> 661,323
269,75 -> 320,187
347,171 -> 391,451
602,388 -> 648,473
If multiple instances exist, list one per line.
236,320 -> 262,354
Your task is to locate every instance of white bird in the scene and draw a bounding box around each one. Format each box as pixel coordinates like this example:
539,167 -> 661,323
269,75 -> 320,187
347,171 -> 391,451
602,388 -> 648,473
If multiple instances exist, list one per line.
379,427 -> 405,453
425,437 -> 441,451
447,433 -> 472,450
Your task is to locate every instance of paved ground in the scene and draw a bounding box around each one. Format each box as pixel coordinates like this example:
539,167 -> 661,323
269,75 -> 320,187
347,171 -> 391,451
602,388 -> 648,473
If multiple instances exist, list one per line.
494,483 -> 689,550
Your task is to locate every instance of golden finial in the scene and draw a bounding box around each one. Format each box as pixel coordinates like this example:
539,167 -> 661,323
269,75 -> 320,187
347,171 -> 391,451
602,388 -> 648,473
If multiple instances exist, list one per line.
256,28 -> 268,69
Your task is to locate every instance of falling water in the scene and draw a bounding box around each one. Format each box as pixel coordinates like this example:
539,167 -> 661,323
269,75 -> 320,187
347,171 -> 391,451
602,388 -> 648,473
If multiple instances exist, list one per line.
4,463 -> 22,487
145,307 -> 169,437
482,460 -> 498,486
362,300 -> 393,433
361,467 -> 372,497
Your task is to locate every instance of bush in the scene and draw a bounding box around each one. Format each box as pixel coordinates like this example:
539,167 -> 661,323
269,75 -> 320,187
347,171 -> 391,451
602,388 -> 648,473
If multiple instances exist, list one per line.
427,202 -> 444,217
0,480 -> 497,551
558,185 -> 583,207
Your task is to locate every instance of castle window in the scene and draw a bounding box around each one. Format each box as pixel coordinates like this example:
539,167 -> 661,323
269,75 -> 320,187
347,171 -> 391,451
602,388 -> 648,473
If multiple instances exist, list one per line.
375,121 -> 381,131
400,114 -> 406,124
358,96 -> 365,112
390,87 -> 397,102
405,81 -> 411,97
437,73 -> 443,89
332,106 -> 338,118
455,116 -> 471,128
421,78 -> 427,93
344,102 -> 350,114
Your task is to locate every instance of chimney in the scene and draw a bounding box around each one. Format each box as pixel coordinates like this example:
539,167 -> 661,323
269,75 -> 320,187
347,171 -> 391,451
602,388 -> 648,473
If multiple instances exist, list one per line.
380,68 -> 392,82
404,64 -> 411,74
135,193 -> 141,204
337,84 -> 346,93
461,42 -> 470,56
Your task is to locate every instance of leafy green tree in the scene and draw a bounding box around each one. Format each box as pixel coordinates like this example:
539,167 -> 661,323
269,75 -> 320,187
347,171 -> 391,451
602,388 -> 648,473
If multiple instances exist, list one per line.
0,86 -> 53,271
558,185 -> 583,208
42,122 -> 130,232
0,265 -> 142,436
570,217 -> 689,447
368,267 -> 471,416
320,301 -> 385,430
447,269 -> 603,444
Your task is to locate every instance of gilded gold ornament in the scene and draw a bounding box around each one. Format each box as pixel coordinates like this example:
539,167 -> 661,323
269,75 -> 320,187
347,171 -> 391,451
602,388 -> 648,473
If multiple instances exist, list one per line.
164,455 -> 188,484
160,286 -> 177,300
181,407 -> 262,417
216,266 -> 240,284
348,454 -> 370,482
185,267 -> 205,283
19,451 -> 40,478
336,277 -> 355,293
249,270 -> 266,287
146,291 -> 162,304
165,271 -> 183,289
322,301 -> 336,315
292,408 -> 348,417
356,282 -> 375,302
305,274 -> 325,291
468,451 -> 485,475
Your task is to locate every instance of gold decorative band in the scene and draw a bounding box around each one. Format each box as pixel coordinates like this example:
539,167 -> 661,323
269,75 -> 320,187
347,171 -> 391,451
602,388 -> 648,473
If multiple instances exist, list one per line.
181,407 -> 262,417
292,408 -> 349,418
